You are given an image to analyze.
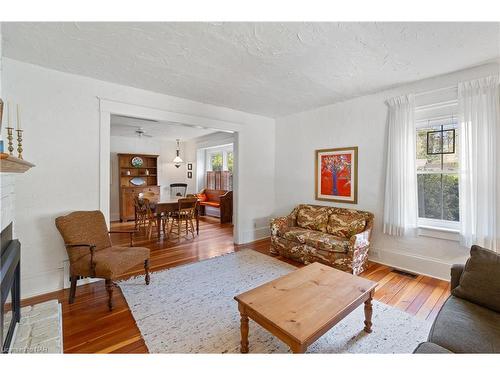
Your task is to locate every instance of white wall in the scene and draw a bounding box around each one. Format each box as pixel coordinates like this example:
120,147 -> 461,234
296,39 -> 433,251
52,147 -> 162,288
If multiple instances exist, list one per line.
110,136 -> 193,221
274,62 -> 500,280
2,58 -> 275,298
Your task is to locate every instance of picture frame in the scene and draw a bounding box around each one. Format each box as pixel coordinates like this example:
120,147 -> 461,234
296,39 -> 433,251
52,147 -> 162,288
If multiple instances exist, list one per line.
315,146 -> 358,204
187,163 -> 193,170
187,171 -> 193,179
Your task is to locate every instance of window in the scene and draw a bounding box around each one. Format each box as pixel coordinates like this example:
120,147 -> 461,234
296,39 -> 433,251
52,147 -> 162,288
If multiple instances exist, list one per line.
209,152 -> 223,171
416,118 -> 459,229
206,145 -> 233,172
227,151 -> 233,173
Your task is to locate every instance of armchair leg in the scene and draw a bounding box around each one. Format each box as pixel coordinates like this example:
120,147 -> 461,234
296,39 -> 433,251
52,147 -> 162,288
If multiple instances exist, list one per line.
105,279 -> 114,311
69,276 -> 77,304
145,259 -> 150,285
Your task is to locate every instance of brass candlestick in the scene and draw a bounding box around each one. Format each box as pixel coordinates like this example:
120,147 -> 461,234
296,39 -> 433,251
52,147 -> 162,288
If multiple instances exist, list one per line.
16,129 -> 24,159
6,127 -> 14,156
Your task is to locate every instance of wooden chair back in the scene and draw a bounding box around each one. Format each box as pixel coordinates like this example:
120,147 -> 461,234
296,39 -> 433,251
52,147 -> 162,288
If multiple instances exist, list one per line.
177,197 -> 198,217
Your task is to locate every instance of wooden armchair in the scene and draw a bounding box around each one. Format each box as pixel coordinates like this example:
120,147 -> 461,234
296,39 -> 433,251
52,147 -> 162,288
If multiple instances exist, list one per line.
55,210 -> 150,311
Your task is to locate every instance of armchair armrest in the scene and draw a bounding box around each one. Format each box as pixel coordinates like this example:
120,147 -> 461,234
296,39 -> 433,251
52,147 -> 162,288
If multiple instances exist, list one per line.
450,264 -> 465,291
65,243 -> 96,248
108,230 -> 136,247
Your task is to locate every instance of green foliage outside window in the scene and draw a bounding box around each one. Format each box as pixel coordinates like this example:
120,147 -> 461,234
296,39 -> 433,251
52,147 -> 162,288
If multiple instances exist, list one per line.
227,152 -> 233,173
210,152 -> 223,171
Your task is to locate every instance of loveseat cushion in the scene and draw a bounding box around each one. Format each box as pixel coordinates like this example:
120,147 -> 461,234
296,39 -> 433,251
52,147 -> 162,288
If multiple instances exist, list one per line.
326,212 -> 366,238
452,245 -> 500,313
296,205 -> 329,232
283,227 -> 350,253
429,295 -> 500,353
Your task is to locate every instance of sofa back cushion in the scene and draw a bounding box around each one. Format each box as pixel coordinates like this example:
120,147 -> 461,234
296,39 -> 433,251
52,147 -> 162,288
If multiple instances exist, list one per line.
326,212 -> 366,238
296,205 -> 329,232
452,245 -> 500,313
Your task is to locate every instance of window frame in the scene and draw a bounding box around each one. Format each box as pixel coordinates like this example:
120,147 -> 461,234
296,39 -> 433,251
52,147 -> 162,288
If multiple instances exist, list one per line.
205,144 -> 233,172
415,117 -> 460,232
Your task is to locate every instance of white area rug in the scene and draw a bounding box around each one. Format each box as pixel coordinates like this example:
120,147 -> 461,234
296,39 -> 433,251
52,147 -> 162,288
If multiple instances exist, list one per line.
119,249 -> 430,353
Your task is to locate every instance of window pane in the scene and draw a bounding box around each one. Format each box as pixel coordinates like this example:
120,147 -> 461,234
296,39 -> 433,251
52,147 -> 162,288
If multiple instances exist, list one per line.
442,124 -> 459,171
418,174 -> 443,219
227,151 -> 233,173
417,173 -> 459,222
416,127 -> 442,171
210,152 -> 223,171
442,174 -> 459,221
416,123 -> 458,172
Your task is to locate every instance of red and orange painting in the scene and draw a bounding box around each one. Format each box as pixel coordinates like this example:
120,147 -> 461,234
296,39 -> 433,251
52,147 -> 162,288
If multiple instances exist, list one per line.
315,147 -> 358,203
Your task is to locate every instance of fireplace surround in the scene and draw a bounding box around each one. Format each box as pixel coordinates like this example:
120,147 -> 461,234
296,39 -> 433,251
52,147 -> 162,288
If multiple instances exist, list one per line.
1,222 -> 21,353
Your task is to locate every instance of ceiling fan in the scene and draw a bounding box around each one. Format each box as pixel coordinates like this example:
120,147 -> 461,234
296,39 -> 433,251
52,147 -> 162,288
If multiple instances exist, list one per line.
135,127 -> 153,138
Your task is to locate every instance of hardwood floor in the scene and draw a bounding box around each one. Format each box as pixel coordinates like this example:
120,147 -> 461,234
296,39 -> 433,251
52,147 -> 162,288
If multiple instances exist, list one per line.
21,216 -> 450,353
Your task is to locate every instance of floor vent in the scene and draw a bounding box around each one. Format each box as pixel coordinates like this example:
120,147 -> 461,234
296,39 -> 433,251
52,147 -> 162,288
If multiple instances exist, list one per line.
392,269 -> 418,278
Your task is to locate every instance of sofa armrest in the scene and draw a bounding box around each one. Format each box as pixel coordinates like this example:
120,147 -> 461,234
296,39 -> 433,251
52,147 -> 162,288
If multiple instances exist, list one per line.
349,228 -> 371,252
450,264 -> 465,291
270,216 -> 292,237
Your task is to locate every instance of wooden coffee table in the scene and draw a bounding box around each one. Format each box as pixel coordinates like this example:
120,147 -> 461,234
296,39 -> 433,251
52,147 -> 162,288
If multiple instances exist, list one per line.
234,262 -> 377,353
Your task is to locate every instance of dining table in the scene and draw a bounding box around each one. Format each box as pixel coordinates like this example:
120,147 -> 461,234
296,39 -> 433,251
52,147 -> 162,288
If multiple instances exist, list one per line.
153,198 -> 200,239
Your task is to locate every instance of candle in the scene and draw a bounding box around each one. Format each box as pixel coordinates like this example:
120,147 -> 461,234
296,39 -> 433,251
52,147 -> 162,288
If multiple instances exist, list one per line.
17,104 -> 21,130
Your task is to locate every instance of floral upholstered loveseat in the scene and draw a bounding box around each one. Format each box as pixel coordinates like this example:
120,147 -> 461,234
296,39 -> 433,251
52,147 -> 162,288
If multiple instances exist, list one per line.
270,204 -> 374,275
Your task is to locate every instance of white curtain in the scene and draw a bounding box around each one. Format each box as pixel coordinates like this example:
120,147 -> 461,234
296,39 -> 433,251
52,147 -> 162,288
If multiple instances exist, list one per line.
383,94 -> 417,236
458,75 -> 500,252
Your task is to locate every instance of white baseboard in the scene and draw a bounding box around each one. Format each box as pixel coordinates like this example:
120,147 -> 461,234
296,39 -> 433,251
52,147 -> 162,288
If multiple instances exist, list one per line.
237,227 -> 270,245
369,247 -> 452,281
21,269 -> 64,299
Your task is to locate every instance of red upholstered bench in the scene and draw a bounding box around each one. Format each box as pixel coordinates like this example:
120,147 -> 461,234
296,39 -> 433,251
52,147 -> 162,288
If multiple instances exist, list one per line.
197,189 -> 233,224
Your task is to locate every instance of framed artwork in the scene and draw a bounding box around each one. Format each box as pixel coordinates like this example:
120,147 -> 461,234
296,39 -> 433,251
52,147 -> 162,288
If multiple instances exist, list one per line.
187,163 -> 193,170
187,171 -> 193,179
315,146 -> 358,204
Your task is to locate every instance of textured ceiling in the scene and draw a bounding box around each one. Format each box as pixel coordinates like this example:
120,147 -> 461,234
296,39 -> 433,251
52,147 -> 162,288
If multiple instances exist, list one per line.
110,115 -> 218,140
3,22 -> 500,117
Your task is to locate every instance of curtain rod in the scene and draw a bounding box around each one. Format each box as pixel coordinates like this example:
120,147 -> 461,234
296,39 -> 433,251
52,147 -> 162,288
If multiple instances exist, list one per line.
414,85 -> 457,97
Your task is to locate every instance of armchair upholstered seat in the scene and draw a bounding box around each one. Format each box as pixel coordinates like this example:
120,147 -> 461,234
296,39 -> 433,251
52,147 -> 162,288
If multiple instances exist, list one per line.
270,204 -> 374,275
55,210 -> 150,311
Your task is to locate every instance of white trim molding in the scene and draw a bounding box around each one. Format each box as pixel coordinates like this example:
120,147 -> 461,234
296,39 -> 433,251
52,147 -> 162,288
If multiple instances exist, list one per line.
98,98 -> 243,243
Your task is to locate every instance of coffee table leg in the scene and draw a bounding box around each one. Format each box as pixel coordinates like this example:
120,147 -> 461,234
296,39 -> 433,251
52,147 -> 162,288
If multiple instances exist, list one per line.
364,293 -> 373,333
291,343 -> 307,354
240,312 -> 249,353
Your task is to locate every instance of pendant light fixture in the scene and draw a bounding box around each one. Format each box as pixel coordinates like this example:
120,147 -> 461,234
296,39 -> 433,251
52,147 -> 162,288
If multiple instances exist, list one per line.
173,139 -> 183,168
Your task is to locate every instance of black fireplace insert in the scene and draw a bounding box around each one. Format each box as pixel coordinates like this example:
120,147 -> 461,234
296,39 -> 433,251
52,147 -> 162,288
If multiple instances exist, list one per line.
1,223 -> 21,353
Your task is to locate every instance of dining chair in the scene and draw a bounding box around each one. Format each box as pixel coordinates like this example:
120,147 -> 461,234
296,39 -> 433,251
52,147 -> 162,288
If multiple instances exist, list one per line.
134,196 -> 148,231
144,199 -> 160,240
55,210 -> 150,311
168,197 -> 198,240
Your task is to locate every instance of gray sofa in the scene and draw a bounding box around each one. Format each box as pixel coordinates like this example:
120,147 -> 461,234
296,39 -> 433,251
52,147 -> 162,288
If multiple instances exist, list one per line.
414,246 -> 500,353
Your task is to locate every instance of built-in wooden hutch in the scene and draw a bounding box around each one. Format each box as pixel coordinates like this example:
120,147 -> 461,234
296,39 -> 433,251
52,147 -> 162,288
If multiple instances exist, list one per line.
118,153 -> 160,222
